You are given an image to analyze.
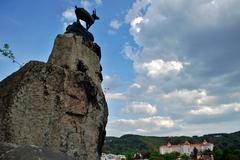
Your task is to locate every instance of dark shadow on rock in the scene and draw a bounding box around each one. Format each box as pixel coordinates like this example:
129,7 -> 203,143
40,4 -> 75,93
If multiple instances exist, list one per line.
0,142 -> 74,160
65,22 -> 94,42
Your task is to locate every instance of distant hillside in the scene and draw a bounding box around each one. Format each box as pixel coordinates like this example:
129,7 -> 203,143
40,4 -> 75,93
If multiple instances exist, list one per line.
103,131 -> 240,154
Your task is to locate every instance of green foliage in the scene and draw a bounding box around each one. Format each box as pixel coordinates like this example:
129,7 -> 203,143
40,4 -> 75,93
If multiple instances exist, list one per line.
163,152 -> 180,160
0,43 -> 22,67
180,154 -> 189,160
213,147 -> 223,160
125,152 -> 134,160
149,151 -> 162,160
103,131 -> 240,159
149,152 -> 180,160
215,149 -> 240,160
0,43 -> 14,59
103,135 -> 153,154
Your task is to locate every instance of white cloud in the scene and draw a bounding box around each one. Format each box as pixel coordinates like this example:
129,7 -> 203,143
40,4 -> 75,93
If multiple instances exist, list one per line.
122,102 -> 157,115
125,0 -> 151,23
123,43 -> 138,60
190,106 -> 224,115
129,83 -> 141,89
110,116 -> 175,129
124,0 -> 240,58
104,75 -> 112,81
161,89 -> 216,107
106,0 -> 240,136
108,29 -> 116,35
62,8 -> 75,22
95,0 -> 102,5
102,75 -> 124,91
134,59 -> 184,78
147,85 -> 157,93
130,16 -> 144,33
106,116 -> 177,136
190,103 -> 240,115
80,0 -> 92,10
136,128 -> 147,133
186,0 -> 240,29
229,92 -> 240,98
105,92 -> 127,101
79,0 -> 103,10
110,19 -> 122,30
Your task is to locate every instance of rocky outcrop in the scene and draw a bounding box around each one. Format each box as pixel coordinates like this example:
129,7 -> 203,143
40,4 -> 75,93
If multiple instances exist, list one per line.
65,22 -> 94,42
0,142 -> 74,160
0,33 -> 108,160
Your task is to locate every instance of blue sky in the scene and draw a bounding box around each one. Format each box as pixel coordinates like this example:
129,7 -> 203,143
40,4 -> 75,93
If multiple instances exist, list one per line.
1,0 -> 240,137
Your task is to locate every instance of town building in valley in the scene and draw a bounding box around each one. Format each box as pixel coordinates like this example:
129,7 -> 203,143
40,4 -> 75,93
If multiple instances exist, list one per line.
159,140 -> 214,156
101,153 -> 126,160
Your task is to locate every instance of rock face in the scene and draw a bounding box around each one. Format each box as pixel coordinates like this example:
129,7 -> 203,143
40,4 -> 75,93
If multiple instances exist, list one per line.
0,142 -> 74,160
0,33 -> 108,160
65,22 -> 94,42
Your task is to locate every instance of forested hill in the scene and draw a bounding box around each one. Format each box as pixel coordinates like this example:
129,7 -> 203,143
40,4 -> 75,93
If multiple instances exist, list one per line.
102,131 -> 240,154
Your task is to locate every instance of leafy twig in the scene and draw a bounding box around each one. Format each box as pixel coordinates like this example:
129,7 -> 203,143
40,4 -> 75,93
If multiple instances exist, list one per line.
0,43 -> 23,67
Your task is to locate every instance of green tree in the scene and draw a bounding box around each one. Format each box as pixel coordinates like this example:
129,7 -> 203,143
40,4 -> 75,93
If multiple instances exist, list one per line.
227,154 -> 239,160
164,152 -> 179,160
149,151 -> 163,160
220,149 -> 240,160
125,152 -> 134,160
181,154 -> 190,160
0,43 -> 22,67
213,148 -> 223,160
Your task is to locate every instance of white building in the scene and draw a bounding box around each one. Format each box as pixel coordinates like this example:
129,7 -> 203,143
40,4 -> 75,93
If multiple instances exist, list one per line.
101,153 -> 126,160
159,140 -> 214,156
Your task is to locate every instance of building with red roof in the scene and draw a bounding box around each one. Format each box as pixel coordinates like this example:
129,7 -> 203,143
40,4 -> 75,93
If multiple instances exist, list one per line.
159,140 -> 214,156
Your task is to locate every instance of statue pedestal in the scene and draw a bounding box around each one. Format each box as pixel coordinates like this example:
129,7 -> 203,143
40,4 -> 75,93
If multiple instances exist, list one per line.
65,22 -> 94,42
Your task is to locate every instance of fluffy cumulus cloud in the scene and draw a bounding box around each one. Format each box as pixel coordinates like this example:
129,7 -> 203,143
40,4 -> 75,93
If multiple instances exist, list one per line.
105,92 -> 127,101
123,43 -> 138,60
106,0 -> 240,136
107,116 -> 177,135
130,83 -> 141,89
130,17 -> 145,33
110,19 -> 122,30
102,75 -> 124,91
114,116 -> 175,128
95,0 -> 102,5
122,101 -> 157,115
125,0 -> 151,24
80,0 -> 101,9
134,59 -> 184,78
160,89 -> 217,108
62,8 -> 75,28
62,8 -> 75,22
108,19 -> 122,35
190,103 -> 240,116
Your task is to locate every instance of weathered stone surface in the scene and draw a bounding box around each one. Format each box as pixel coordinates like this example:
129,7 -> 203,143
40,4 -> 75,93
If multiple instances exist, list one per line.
48,33 -> 102,84
65,22 -> 94,42
0,142 -> 74,160
0,34 -> 108,160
